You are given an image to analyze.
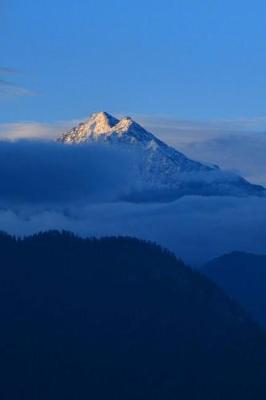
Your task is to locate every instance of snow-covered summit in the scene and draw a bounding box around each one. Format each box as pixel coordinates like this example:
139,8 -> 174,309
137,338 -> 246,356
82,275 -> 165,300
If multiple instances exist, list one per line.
58,112 -> 265,200
58,111 -> 212,171
60,112 -> 119,142
59,112 -> 152,142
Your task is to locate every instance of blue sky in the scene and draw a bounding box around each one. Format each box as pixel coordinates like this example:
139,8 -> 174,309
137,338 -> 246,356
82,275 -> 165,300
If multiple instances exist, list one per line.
2,0 -> 266,123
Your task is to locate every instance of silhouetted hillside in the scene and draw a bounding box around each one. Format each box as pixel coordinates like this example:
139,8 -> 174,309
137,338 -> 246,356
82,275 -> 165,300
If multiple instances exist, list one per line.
0,231 -> 266,399
202,251 -> 266,327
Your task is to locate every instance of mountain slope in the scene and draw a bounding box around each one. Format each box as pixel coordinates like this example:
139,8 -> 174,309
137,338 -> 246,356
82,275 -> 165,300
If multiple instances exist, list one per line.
58,112 -> 265,200
202,251 -> 266,327
0,231 -> 266,399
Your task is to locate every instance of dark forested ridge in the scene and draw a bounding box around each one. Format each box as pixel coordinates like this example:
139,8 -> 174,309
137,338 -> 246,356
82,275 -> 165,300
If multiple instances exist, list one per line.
202,251 -> 266,328
0,231 -> 266,399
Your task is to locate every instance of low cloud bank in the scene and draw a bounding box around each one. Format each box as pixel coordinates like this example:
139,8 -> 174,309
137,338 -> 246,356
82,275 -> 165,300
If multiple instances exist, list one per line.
1,196 -> 266,265
0,141 -> 137,205
0,140 -> 265,265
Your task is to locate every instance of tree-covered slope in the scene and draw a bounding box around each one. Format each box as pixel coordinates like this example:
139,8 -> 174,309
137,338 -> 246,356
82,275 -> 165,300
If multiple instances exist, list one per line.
0,232 -> 265,399
202,251 -> 266,328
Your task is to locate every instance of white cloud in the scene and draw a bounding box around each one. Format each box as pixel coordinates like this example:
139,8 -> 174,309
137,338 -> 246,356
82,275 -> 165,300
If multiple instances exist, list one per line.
0,121 -> 72,140
0,81 -> 35,97
0,67 -> 36,98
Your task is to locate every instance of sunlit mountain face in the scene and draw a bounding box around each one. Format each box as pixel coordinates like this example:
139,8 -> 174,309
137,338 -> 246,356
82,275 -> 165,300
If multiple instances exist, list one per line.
58,112 -> 265,201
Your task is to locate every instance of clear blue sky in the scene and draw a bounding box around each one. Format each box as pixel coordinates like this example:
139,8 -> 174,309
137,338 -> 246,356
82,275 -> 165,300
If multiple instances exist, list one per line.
2,0 -> 266,123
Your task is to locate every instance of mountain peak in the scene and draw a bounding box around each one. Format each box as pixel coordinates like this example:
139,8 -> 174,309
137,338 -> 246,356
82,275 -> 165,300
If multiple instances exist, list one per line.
84,111 -> 119,134
57,111 -> 265,199
113,116 -> 140,133
58,112 -> 148,143
90,111 -> 116,123
58,112 -> 120,143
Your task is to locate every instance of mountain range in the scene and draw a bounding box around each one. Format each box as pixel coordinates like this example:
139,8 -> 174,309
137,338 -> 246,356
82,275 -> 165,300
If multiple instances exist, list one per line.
58,111 -> 265,201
